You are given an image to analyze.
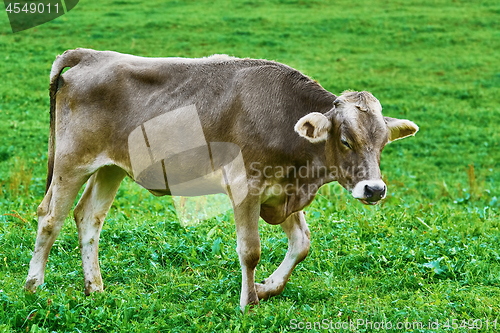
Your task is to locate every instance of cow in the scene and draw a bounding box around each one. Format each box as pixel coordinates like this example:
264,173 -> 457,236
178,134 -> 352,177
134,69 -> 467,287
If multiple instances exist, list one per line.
24,48 -> 418,311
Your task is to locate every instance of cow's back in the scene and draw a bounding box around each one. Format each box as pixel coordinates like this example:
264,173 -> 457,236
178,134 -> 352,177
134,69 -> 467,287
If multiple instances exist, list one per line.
54,49 -> 335,176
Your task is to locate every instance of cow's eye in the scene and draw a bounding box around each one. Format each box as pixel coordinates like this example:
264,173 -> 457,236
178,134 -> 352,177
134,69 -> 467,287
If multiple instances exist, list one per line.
341,139 -> 351,149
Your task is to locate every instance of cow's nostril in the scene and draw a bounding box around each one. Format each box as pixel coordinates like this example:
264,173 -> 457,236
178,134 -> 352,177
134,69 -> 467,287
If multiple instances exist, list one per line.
365,184 -> 385,201
364,184 -> 373,198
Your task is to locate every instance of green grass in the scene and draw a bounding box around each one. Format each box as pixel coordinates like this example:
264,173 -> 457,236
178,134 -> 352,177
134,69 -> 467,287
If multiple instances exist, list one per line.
1,0 -> 500,331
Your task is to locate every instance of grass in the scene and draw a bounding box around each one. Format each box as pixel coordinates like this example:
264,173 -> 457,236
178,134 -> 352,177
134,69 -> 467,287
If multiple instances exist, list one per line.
1,0 -> 500,331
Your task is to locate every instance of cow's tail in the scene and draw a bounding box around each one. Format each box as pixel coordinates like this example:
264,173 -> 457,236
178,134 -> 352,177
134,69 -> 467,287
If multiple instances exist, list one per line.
46,49 -> 87,193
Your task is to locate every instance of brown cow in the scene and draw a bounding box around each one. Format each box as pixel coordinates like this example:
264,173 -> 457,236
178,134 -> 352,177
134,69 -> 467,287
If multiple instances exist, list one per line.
24,49 -> 418,311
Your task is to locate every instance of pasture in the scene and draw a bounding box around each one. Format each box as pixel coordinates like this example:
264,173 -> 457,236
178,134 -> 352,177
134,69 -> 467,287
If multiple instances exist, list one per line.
1,0 -> 500,331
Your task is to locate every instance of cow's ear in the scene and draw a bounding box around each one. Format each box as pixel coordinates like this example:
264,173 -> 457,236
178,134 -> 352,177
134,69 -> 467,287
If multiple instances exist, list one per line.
385,117 -> 419,142
294,112 -> 332,143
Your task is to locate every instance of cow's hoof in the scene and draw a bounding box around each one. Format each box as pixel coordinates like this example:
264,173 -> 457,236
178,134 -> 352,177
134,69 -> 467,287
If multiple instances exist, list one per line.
240,299 -> 259,314
24,278 -> 41,292
255,279 -> 285,300
84,281 -> 104,296
255,282 -> 271,300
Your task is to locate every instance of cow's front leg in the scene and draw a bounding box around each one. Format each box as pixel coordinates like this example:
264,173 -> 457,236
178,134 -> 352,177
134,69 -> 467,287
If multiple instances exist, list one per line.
233,196 -> 261,312
255,210 -> 310,300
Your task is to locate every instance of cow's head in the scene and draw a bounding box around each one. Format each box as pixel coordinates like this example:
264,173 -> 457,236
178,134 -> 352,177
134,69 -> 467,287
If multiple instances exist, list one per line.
294,90 -> 418,205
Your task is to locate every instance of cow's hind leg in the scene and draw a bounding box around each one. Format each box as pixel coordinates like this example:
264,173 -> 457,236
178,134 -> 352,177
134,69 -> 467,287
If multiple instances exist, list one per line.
25,173 -> 89,291
73,166 -> 126,295
255,211 -> 310,300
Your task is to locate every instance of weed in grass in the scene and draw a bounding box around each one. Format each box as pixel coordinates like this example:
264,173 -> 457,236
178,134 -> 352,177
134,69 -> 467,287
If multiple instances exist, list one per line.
5,157 -> 33,198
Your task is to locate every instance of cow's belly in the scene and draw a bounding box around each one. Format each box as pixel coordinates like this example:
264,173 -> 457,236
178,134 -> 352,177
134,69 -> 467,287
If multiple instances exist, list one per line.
135,158 -> 227,196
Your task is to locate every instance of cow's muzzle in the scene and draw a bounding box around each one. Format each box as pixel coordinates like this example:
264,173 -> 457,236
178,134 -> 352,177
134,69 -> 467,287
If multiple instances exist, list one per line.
351,180 -> 386,205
